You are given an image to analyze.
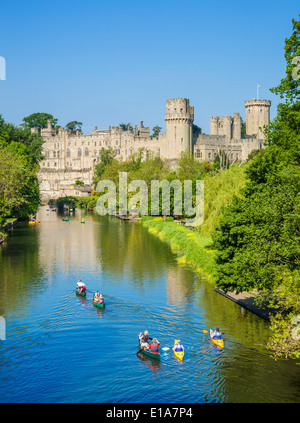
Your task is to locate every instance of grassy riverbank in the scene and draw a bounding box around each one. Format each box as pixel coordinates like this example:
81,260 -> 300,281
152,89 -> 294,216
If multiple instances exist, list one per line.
139,216 -> 216,282
138,164 -> 247,282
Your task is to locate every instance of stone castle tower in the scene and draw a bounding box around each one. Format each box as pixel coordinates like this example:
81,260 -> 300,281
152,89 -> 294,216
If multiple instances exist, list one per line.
244,99 -> 271,139
37,96 -> 271,198
160,98 -> 194,159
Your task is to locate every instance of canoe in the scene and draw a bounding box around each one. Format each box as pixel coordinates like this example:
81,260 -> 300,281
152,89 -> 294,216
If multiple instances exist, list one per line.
62,218 -> 69,221
138,339 -> 161,361
29,221 -> 40,224
93,301 -> 105,309
76,290 -> 86,297
173,339 -> 185,361
210,329 -> 224,349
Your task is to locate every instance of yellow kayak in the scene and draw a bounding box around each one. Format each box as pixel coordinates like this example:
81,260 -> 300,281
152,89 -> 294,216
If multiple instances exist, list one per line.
210,329 -> 224,349
173,339 -> 185,361
29,221 -> 40,224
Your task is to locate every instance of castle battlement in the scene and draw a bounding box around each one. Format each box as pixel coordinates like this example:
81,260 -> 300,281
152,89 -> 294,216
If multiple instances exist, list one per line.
38,96 -> 271,198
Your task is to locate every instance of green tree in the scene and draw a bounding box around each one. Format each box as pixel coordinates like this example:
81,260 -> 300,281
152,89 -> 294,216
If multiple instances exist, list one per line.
119,123 -> 133,131
65,121 -> 83,134
93,147 -> 116,187
0,115 -> 44,164
0,149 -> 40,225
21,113 -> 58,131
270,15 -> 300,102
151,126 -> 162,139
212,15 -> 300,359
192,124 -> 202,136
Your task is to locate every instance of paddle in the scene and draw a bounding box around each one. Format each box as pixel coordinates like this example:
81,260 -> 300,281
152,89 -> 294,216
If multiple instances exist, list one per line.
203,330 -> 226,335
136,336 -> 155,354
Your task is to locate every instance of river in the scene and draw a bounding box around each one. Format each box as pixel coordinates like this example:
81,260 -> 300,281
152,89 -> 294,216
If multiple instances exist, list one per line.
0,206 -> 299,403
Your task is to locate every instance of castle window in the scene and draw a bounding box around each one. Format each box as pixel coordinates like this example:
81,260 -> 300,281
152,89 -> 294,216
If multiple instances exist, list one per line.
196,149 -> 200,158
47,162 -> 49,167
180,108 -> 183,112
78,148 -> 82,157
54,162 -> 57,167
67,149 -> 71,158
53,151 -> 56,158
57,151 -> 60,158
85,148 -> 89,156
208,153 -> 211,158
45,150 -> 49,158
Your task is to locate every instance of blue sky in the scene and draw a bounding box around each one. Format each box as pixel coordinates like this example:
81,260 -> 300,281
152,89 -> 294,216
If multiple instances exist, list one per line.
0,0 -> 299,134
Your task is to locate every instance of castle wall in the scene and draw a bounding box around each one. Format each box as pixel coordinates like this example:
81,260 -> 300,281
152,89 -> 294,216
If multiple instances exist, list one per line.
38,97 -> 270,198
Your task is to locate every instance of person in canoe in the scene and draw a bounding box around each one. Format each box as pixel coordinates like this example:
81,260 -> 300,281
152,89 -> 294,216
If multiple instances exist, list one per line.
173,339 -> 184,353
94,291 -> 100,301
94,293 -> 104,304
211,328 -> 222,341
139,330 -> 151,349
148,338 -> 160,353
76,280 -> 86,293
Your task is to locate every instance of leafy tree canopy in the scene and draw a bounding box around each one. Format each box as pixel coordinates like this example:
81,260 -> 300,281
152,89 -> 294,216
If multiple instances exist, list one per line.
21,113 -> 58,131
65,121 -> 83,135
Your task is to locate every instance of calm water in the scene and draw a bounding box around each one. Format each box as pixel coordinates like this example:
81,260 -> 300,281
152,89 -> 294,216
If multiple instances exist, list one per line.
0,206 -> 299,403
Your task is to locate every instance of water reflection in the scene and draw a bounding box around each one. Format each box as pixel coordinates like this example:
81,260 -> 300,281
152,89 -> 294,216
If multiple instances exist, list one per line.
0,206 -> 299,403
0,223 -> 46,315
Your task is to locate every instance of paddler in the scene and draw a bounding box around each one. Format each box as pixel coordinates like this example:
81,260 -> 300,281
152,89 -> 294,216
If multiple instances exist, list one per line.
139,330 -> 151,349
211,328 -> 222,340
76,280 -> 86,293
149,338 -> 160,353
173,339 -> 184,352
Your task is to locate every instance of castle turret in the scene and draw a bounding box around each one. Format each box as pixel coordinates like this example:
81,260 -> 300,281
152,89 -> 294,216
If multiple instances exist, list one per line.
210,116 -> 232,139
233,112 -> 242,140
41,120 -> 55,137
164,98 -> 194,158
244,99 -> 271,139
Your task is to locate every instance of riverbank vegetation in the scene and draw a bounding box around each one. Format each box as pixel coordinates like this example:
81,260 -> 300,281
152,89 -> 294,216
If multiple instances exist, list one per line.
213,16 -> 300,360
140,216 -> 216,282
0,115 -> 44,227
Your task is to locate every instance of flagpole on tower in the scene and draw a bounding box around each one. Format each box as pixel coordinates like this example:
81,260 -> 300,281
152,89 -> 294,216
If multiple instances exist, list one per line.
257,83 -> 260,100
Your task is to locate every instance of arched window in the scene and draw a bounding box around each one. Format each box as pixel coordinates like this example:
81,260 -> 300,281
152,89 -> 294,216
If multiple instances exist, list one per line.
85,148 -> 89,156
78,148 -> 82,157
67,149 -> 71,158
53,151 -> 56,158
57,151 -> 60,158
45,150 -> 49,158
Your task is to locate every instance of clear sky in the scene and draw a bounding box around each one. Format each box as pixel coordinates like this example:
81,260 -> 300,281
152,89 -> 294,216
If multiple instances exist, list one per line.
0,0 -> 299,134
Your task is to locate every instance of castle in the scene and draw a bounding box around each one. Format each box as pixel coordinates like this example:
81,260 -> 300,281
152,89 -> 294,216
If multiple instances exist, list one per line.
37,97 -> 271,198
